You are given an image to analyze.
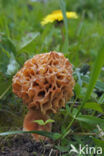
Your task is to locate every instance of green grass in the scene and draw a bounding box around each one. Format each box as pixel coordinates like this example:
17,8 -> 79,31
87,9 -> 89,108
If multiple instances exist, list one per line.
0,0 -> 104,155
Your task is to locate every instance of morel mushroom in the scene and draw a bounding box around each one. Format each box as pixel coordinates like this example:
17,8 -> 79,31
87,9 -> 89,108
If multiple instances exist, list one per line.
23,109 -> 51,140
12,51 -> 74,140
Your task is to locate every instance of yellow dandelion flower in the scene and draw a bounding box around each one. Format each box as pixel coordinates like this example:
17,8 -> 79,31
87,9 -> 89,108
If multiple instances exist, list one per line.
41,10 -> 78,26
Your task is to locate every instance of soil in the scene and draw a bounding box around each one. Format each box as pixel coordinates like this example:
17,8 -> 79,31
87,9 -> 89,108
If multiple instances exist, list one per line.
0,134 -> 60,156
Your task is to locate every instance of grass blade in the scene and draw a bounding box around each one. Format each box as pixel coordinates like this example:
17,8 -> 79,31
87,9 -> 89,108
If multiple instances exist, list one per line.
59,0 -> 69,53
0,84 -> 11,100
0,130 -> 61,141
62,41 -> 104,138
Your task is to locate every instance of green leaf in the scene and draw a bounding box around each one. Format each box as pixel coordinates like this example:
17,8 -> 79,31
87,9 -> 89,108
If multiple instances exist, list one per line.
45,119 -> 55,125
76,115 -> 104,127
74,83 -> 81,98
98,94 -> 104,104
0,35 -> 18,76
6,53 -> 19,75
56,145 -> 70,152
0,84 -> 11,100
0,35 -> 16,55
33,119 -> 55,126
81,75 -> 104,91
74,68 -> 82,86
0,130 -> 61,141
0,75 -> 11,97
33,120 -> 45,126
84,102 -> 103,113
18,32 -> 40,53
93,138 -> 104,152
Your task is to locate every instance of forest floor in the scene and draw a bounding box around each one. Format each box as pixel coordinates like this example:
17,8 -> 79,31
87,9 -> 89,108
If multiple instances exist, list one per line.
0,133 -> 60,156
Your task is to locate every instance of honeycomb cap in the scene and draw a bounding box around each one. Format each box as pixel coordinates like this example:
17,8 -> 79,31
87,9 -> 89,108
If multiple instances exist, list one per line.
12,51 -> 74,114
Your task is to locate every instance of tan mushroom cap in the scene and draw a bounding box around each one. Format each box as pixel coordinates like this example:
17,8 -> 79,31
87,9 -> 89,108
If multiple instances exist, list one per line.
12,51 -> 74,114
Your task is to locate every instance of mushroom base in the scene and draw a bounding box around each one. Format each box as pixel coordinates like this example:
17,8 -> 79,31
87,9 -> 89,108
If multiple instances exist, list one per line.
23,109 -> 52,141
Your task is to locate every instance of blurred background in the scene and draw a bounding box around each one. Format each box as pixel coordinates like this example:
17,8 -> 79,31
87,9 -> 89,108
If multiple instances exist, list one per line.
0,0 -> 104,65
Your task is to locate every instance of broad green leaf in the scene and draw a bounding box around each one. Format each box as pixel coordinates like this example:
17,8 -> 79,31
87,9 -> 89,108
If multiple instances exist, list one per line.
0,35 -> 18,76
84,102 -> 103,113
76,115 -> 104,127
18,32 -> 40,53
